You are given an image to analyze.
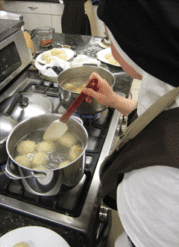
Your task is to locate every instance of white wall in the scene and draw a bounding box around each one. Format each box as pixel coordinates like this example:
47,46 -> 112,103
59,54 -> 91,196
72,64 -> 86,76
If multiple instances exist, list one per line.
4,0 -> 105,36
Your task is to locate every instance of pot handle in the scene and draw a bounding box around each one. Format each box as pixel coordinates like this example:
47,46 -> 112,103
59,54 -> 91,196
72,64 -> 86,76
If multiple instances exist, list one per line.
70,116 -> 83,125
5,159 -> 46,180
82,63 -> 98,67
82,63 -> 108,70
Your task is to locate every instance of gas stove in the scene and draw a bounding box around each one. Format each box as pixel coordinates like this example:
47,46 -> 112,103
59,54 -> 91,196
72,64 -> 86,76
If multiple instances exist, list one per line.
0,68 -> 130,246
0,27 -> 132,247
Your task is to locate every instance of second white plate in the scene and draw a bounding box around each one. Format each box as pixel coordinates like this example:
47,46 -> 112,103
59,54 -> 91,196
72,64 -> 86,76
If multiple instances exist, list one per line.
1,226 -> 70,247
96,48 -> 121,67
35,58 -> 71,79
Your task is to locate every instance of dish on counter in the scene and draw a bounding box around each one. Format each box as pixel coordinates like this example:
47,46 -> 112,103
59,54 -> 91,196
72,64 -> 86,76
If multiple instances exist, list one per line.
1,226 -> 70,247
36,27 -> 55,48
70,54 -> 101,67
13,242 -> 29,247
36,48 -> 76,65
35,48 -> 75,80
96,48 -> 121,67
35,56 -> 71,80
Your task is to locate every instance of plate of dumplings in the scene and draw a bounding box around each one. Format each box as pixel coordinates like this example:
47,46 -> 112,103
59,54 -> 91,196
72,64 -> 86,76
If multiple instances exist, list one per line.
1,226 -> 70,247
36,48 -> 76,65
35,48 -> 75,79
96,48 -> 121,67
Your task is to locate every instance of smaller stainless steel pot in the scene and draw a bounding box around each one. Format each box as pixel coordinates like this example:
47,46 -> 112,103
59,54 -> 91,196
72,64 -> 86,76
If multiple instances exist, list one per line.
58,65 -> 115,114
5,114 -> 88,196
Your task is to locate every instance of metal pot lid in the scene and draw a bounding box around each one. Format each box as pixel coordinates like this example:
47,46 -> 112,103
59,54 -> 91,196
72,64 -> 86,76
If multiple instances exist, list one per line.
0,93 -> 54,123
0,113 -> 17,145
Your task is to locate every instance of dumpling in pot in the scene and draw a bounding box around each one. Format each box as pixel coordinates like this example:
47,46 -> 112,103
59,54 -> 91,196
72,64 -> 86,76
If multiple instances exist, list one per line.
37,141 -> 56,153
31,152 -> 48,168
14,155 -> 31,168
16,140 -> 36,155
57,132 -> 77,148
69,144 -> 83,161
59,160 -> 71,168
13,242 -> 29,247
63,82 -> 75,91
74,87 -> 84,94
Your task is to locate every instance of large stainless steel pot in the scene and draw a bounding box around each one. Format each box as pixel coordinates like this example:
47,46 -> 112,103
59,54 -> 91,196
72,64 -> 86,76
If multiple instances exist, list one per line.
0,93 -> 53,165
0,113 -> 17,164
58,65 -> 115,114
5,114 -> 88,196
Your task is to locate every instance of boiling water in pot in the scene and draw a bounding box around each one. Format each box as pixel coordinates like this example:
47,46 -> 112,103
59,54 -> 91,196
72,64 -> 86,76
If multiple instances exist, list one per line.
61,76 -> 89,93
12,128 -> 84,170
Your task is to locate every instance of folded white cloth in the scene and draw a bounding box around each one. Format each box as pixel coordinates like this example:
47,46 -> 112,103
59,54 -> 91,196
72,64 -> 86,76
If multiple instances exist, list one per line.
70,54 -> 100,67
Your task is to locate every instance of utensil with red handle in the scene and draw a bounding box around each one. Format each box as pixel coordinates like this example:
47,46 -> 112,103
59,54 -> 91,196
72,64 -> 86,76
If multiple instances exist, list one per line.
43,78 -> 98,141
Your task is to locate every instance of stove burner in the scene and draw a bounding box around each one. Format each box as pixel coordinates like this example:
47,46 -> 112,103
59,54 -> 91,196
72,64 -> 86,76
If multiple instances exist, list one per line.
32,80 -> 59,97
74,112 -> 100,120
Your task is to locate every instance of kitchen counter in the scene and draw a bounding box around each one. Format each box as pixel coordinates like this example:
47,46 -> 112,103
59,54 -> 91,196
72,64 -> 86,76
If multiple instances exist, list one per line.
0,32 -> 132,246
30,32 -> 132,97
0,205 -> 87,247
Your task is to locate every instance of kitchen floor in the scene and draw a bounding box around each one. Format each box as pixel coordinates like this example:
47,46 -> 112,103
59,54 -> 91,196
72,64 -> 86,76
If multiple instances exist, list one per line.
105,79 -> 141,247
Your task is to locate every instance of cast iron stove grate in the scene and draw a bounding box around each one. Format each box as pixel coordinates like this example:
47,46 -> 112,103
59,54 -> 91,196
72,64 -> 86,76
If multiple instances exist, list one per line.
0,78 -> 114,217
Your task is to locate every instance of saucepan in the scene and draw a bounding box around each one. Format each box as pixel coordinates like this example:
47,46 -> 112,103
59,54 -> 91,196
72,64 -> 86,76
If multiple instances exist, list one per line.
5,113 -> 88,196
57,65 -> 115,114
0,93 -> 53,165
0,113 -> 17,164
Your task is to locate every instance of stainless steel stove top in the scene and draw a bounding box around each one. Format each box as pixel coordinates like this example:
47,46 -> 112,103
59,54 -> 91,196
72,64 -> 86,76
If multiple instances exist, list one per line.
0,67 -> 130,246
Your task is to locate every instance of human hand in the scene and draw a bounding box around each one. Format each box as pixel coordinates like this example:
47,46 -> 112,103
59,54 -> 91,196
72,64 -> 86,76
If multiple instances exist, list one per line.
83,72 -> 115,107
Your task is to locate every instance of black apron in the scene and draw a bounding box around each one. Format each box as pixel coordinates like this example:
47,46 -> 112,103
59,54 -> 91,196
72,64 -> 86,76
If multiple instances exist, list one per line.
61,0 -> 91,35
101,107 -> 179,210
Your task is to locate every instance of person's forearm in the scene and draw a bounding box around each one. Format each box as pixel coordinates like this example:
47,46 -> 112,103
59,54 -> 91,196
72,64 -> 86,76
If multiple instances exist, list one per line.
110,92 -> 137,116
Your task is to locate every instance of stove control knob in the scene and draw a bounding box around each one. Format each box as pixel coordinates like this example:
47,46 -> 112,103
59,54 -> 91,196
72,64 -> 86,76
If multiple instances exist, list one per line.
19,97 -> 29,108
116,114 -> 124,136
99,203 -> 109,223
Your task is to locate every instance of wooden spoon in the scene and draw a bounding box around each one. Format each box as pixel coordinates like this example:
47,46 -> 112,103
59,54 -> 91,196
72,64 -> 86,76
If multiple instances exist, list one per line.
43,78 -> 98,141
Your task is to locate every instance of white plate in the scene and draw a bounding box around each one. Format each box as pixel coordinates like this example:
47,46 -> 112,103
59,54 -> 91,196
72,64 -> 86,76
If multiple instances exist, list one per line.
36,48 -> 75,65
35,57 -> 71,79
70,54 -> 101,67
1,226 -> 70,247
96,48 -> 121,67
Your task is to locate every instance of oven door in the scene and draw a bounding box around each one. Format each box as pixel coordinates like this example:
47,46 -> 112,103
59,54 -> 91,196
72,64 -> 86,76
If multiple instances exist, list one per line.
0,29 -> 31,91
